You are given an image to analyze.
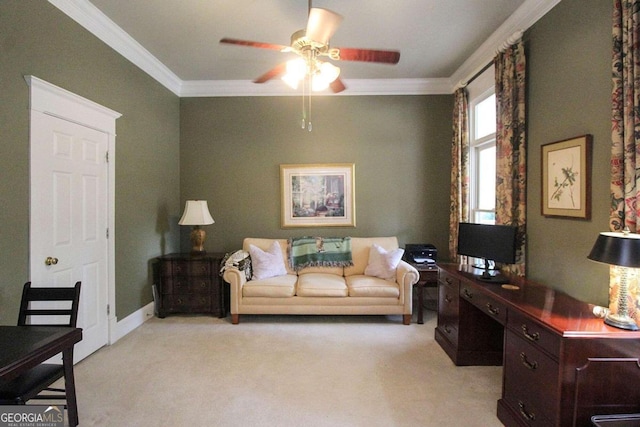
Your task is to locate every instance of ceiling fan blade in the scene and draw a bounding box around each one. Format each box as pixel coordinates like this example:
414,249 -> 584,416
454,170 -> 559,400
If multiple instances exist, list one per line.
220,37 -> 289,52
330,78 -> 346,93
333,47 -> 400,64
253,63 -> 287,84
306,8 -> 343,44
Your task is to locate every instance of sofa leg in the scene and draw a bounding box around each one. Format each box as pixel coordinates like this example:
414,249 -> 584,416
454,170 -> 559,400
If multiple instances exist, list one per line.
403,314 -> 411,325
231,314 -> 239,324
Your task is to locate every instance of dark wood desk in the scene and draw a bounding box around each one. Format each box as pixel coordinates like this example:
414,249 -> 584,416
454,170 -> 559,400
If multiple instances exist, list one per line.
436,264 -> 640,426
0,326 -> 82,427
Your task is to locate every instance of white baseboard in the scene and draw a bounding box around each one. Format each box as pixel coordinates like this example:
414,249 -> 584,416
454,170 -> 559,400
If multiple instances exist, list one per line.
110,301 -> 155,344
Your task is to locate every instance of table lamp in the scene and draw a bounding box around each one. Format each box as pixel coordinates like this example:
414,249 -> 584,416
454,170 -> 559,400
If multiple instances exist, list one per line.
178,200 -> 214,254
587,228 -> 640,330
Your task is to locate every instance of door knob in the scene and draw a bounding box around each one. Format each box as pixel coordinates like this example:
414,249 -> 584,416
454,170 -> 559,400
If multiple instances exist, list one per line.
45,257 -> 59,266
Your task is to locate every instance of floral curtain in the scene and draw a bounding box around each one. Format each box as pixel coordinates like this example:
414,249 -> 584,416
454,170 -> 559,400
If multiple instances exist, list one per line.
610,0 -> 640,323
448,88 -> 470,261
495,40 -> 527,276
611,0 -> 640,232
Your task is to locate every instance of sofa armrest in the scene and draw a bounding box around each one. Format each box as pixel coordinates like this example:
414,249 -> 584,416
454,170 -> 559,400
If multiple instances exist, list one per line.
396,260 -> 419,315
396,260 -> 419,287
223,267 -> 247,315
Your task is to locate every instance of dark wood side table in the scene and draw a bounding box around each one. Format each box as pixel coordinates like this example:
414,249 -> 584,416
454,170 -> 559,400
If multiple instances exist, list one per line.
411,263 -> 438,324
155,252 -> 226,318
0,326 -> 82,427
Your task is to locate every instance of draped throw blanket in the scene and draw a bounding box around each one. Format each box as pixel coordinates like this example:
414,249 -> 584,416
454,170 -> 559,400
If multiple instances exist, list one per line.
289,237 -> 353,271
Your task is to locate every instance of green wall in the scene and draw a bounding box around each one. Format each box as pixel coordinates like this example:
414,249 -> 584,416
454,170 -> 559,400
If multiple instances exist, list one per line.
179,95 -> 453,254
526,0 -> 612,305
0,0 -> 616,326
0,1 -> 181,323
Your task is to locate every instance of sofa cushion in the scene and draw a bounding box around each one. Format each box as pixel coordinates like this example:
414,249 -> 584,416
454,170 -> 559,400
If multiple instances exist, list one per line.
346,275 -> 400,298
297,273 -> 348,297
364,244 -> 404,281
345,237 -> 399,277
249,241 -> 287,280
243,274 -> 298,298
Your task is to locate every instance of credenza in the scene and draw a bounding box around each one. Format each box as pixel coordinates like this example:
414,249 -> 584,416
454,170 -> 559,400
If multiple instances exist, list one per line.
435,263 -> 640,427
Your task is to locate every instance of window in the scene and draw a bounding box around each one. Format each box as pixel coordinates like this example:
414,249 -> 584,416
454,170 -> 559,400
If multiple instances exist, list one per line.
469,90 -> 496,224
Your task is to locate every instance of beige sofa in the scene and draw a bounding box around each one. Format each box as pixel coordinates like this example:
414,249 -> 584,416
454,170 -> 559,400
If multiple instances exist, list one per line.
222,237 -> 419,325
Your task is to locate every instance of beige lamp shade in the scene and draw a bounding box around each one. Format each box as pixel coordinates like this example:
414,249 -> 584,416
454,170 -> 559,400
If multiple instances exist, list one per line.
178,200 -> 214,226
179,200 -> 214,254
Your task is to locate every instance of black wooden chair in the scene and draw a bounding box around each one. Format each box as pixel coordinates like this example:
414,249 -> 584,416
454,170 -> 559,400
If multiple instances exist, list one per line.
0,281 -> 81,405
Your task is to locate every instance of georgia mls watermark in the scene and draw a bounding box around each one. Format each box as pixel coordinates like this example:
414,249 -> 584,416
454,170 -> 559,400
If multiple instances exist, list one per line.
0,405 -> 64,427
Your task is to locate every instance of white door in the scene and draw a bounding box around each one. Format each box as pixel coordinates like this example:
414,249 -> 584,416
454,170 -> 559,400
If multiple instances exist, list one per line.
30,110 -> 109,362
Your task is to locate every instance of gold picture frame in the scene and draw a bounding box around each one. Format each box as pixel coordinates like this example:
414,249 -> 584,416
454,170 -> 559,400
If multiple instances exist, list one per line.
280,163 -> 355,228
541,135 -> 592,219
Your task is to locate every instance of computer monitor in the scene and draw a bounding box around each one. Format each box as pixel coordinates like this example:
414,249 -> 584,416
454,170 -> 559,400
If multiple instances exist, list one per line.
457,222 -> 517,283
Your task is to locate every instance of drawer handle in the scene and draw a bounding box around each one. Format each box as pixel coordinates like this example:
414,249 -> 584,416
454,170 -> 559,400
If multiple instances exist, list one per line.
200,281 -> 207,288
445,277 -> 453,285
518,401 -> 536,421
486,303 -> 500,316
177,298 -> 183,304
444,325 -> 452,334
445,295 -> 452,304
463,288 -> 473,299
520,352 -> 538,370
521,324 -> 540,342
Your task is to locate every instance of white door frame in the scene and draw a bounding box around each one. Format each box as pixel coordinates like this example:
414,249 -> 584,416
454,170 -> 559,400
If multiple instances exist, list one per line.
25,75 -> 121,345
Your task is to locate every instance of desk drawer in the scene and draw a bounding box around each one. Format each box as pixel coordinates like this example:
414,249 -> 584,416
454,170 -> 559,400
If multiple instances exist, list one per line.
460,283 -> 507,325
437,273 -> 459,347
507,310 -> 561,360
439,270 -> 460,288
503,330 -> 559,425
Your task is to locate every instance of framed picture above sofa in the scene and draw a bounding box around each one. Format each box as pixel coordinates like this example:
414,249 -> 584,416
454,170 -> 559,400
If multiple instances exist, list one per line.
280,163 -> 355,228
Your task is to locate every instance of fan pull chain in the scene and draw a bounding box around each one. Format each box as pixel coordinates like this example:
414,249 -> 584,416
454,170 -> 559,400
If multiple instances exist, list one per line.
300,71 -> 313,131
308,81 -> 312,132
301,72 -> 307,129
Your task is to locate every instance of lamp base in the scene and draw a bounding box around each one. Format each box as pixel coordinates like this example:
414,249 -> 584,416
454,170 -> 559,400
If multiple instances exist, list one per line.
604,312 -> 639,330
190,226 -> 207,254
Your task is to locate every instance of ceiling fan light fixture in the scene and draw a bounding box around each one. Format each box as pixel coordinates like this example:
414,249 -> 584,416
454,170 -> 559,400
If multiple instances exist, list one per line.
282,58 -> 307,89
312,61 -> 340,91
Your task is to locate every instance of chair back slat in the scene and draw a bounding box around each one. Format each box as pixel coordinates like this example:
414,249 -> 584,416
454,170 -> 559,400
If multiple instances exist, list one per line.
17,281 -> 81,328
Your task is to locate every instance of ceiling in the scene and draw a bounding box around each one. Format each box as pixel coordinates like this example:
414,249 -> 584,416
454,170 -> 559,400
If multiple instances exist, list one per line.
51,0 -> 560,96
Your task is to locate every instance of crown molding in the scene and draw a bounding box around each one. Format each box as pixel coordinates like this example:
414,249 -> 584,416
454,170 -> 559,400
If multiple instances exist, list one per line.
449,0 -> 562,90
50,0 -> 559,97
180,78 -> 453,97
48,0 -> 183,96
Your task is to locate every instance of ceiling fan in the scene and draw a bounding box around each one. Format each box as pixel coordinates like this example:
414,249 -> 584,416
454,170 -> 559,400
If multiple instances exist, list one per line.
219,2 -> 401,93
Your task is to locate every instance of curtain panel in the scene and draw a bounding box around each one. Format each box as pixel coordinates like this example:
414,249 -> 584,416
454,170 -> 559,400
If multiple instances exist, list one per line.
495,40 -> 527,276
610,0 -> 640,324
448,88 -> 470,261
611,0 -> 640,232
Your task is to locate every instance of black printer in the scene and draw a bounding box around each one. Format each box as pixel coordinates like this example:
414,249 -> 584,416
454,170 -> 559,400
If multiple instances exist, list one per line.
403,244 -> 437,265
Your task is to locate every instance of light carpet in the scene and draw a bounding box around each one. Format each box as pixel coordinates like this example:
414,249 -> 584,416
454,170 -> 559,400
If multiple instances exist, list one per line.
68,309 -> 503,426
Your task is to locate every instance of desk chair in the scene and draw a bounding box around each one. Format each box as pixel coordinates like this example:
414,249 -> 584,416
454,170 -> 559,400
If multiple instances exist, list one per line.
0,281 -> 81,405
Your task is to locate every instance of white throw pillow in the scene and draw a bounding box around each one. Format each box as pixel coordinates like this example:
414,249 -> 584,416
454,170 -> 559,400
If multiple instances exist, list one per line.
249,241 -> 287,280
364,244 -> 404,281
